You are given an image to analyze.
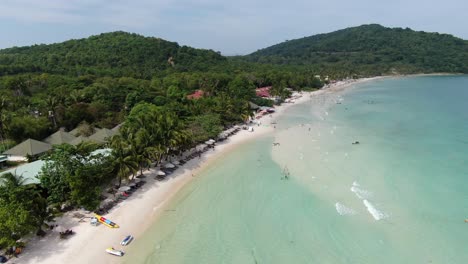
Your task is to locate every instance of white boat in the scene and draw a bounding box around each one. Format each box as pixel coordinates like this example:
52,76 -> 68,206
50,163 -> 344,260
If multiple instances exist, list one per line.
120,235 -> 134,246
106,247 -> 124,256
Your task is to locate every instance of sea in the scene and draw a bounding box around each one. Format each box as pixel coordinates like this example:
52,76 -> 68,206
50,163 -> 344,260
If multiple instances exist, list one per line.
125,75 -> 468,263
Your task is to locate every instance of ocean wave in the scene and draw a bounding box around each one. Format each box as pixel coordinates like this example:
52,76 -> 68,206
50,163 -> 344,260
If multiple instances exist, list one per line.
363,199 -> 387,221
335,202 -> 356,215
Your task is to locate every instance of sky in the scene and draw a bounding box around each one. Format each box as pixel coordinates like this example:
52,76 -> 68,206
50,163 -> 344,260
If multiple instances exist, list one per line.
0,0 -> 467,55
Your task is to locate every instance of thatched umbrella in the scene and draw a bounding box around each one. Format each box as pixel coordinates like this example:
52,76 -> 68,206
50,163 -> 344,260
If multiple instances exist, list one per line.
118,186 -> 131,192
164,163 -> 175,169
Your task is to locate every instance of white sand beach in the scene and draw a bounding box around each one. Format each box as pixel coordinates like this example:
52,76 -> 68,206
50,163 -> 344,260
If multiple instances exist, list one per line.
13,78 -> 379,264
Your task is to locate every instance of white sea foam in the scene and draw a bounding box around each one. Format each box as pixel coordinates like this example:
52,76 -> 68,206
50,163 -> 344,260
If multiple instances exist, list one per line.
335,202 -> 356,215
350,182 -> 372,199
363,200 -> 387,221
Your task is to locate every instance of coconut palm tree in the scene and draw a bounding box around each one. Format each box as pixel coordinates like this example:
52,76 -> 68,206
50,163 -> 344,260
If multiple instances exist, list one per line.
128,128 -> 157,177
109,135 -> 138,187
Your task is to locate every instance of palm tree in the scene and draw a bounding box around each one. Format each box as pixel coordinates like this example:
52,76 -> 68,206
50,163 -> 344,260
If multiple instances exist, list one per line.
0,96 -> 11,146
67,90 -> 84,105
240,101 -> 254,123
75,141 -> 99,156
0,171 -> 26,189
45,96 -> 58,128
127,128 -> 156,177
109,135 -> 138,187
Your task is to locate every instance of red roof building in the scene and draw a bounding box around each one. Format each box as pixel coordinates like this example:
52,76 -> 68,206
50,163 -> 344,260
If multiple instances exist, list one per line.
187,90 -> 204,99
255,86 -> 271,98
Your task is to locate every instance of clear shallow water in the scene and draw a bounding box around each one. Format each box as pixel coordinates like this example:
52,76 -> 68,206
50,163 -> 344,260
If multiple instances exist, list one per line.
126,76 -> 468,263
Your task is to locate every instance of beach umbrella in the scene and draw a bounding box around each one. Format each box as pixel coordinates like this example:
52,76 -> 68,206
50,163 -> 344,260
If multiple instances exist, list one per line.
172,160 -> 180,165
118,186 -> 131,192
205,140 -> 214,145
157,170 -> 166,176
53,225 -> 66,233
100,198 -> 114,207
196,144 -> 207,152
164,163 -> 175,169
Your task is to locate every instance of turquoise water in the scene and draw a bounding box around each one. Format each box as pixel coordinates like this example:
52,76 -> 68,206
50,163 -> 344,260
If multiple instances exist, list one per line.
126,76 -> 468,263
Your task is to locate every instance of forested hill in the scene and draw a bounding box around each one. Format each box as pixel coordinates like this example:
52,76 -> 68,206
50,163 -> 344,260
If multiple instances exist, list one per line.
246,24 -> 468,74
0,31 -> 226,78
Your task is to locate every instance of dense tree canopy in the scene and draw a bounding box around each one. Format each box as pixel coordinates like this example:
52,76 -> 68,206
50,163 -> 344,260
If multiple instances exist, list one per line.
38,143 -> 113,210
246,24 -> 468,74
0,32 -> 226,78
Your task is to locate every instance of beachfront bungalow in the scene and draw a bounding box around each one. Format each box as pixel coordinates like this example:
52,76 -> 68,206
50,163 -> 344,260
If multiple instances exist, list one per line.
187,90 -> 204,100
69,136 -> 87,146
0,148 -> 111,187
0,160 -> 44,185
69,126 -> 102,137
2,139 -> 52,161
255,86 -> 272,98
87,128 -> 118,144
111,123 -> 123,132
0,154 -> 7,168
43,129 -> 77,145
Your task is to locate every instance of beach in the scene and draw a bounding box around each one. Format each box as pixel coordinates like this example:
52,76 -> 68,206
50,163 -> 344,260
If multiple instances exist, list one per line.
14,78 -> 380,264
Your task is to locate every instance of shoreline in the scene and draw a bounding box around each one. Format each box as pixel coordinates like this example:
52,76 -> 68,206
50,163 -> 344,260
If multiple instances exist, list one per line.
14,77 -> 380,264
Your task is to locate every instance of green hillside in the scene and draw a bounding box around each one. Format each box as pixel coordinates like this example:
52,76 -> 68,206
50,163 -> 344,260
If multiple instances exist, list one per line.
0,31 -> 226,78
246,24 -> 468,74
0,32 -> 323,145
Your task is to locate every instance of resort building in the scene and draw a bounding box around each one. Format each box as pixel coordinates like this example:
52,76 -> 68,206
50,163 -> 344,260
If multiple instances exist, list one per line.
2,138 -> 52,161
187,90 -> 204,99
43,129 -> 77,145
255,86 -> 272,98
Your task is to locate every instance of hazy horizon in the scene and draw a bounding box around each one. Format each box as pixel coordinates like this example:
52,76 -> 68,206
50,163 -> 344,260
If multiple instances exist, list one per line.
1,0 -> 467,55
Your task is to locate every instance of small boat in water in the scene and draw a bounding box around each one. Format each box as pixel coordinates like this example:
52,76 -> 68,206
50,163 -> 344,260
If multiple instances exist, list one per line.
120,235 -> 134,246
106,247 -> 124,257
